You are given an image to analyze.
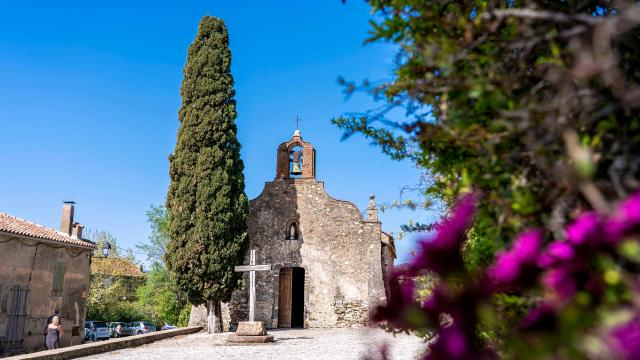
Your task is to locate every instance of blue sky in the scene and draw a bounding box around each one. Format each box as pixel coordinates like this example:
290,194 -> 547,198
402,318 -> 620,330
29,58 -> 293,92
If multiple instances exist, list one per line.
0,1 -> 432,264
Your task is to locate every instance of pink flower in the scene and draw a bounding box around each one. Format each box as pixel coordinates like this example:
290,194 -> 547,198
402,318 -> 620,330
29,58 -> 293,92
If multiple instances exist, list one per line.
547,241 -> 574,260
605,192 -> 640,243
610,315 -> 640,360
566,212 -> 600,246
512,230 -> 543,262
372,270 -> 423,329
519,303 -> 557,332
542,268 -> 576,300
422,285 -> 448,313
604,219 -> 626,243
424,323 -> 495,360
619,192 -> 640,225
489,230 -> 542,286
423,325 -> 468,360
408,194 -> 476,276
490,252 -> 520,284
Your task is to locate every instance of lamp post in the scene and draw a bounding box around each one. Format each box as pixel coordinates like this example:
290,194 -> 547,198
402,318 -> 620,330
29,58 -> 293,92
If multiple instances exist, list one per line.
102,242 -> 112,258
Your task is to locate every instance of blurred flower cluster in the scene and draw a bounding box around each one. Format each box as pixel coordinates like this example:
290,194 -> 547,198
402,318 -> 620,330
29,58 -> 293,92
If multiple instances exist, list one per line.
374,192 -> 640,359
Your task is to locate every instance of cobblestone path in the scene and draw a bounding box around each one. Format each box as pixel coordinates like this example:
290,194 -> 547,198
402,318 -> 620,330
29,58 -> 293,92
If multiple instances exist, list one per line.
78,328 -> 426,360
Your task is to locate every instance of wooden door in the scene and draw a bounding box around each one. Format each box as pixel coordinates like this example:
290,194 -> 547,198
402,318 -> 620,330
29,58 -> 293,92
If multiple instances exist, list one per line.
6,285 -> 29,355
278,268 -> 292,328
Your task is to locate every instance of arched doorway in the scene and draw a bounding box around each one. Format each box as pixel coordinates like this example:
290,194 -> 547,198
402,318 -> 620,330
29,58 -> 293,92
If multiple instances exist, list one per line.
278,267 -> 304,328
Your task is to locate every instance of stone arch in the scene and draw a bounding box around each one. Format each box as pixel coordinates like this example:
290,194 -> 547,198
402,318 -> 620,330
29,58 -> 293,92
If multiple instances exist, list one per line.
288,144 -> 304,177
275,132 -> 315,179
287,141 -> 304,151
285,219 -> 300,240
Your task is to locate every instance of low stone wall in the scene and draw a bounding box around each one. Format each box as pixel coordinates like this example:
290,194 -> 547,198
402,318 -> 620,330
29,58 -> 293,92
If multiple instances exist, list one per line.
6,326 -> 202,360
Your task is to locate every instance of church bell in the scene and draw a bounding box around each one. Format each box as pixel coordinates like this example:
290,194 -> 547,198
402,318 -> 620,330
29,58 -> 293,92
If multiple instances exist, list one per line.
290,162 -> 302,175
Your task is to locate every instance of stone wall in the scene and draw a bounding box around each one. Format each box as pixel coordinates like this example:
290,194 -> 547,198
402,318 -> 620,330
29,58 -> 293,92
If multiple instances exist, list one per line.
380,233 -> 396,300
0,234 -> 92,355
9,326 -> 202,360
225,178 -> 388,329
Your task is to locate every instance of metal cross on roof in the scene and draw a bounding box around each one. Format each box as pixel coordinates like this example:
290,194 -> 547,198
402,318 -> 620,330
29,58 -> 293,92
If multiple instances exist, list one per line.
294,115 -> 302,130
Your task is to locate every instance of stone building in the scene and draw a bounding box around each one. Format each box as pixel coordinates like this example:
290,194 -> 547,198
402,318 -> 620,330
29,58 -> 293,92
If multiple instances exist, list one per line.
191,130 -> 396,330
0,202 -> 94,355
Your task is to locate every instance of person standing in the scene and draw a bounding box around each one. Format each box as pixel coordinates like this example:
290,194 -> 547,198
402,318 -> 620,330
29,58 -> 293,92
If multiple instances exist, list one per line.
46,309 -> 60,325
43,309 -> 61,349
45,315 -> 63,350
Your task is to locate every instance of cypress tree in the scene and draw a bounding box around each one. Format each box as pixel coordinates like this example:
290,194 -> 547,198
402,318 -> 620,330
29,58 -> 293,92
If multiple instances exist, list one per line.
166,16 -> 248,334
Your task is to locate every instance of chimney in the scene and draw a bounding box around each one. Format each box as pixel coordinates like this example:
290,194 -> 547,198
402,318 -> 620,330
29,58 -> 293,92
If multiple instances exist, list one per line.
60,201 -> 75,236
72,223 -> 84,239
365,194 -> 379,223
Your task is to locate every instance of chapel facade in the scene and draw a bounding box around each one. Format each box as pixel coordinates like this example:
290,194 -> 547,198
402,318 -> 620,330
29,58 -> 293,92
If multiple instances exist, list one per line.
222,130 -> 396,329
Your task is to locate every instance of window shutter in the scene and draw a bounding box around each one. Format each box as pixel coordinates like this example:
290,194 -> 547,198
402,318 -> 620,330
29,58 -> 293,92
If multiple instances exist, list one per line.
52,262 -> 66,296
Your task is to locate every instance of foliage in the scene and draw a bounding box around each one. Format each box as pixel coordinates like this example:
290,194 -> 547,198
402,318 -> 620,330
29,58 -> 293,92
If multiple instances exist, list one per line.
336,1 -> 640,270
91,257 -> 144,277
337,1 -> 640,358
87,259 -> 188,326
135,204 -> 191,326
86,229 -> 132,260
135,263 -> 190,327
87,208 -> 191,327
86,229 -> 146,322
86,272 -> 146,323
166,16 -> 249,308
374,192 -> 640,359
136,205 -> 170,267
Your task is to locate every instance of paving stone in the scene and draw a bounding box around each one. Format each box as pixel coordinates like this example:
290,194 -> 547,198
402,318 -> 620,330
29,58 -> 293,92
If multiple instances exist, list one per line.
226,334 -> 274,343
76,328 -> 427,360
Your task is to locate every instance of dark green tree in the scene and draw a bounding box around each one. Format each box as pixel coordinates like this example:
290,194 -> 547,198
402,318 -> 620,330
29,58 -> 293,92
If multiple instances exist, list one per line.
166,16 -> 249,334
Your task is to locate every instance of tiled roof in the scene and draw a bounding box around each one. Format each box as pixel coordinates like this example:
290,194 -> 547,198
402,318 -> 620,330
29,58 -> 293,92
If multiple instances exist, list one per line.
91,257 -> 144,276
0,212 -> 96,249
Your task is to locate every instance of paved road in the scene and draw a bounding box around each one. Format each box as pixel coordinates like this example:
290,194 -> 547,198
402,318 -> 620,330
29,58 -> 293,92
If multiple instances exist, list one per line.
78,328 -> 426,360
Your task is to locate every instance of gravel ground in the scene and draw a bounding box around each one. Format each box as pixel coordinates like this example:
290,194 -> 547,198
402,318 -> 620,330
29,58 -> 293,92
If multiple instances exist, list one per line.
77,328 -> 427,360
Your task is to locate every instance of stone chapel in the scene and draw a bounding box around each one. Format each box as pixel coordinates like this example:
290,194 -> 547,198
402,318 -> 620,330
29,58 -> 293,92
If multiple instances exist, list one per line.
191,130 -> 396,329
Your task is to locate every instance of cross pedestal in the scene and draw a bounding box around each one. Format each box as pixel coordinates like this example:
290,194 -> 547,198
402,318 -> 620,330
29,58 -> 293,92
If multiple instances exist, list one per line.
227,249 -> 274,343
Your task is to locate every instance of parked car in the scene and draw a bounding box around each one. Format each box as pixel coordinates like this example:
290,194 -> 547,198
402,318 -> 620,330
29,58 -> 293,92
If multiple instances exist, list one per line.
129,321 -> 156,335
160,323 -> 177,331
108,322 -> 130,338
85,321 -> 110,341
124,322 -> 137,336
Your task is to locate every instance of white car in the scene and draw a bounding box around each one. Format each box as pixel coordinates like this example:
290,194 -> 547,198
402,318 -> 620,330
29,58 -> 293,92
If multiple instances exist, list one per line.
84,321 -> 109,341
160,323 -> 177,330
129,321 -> 156,335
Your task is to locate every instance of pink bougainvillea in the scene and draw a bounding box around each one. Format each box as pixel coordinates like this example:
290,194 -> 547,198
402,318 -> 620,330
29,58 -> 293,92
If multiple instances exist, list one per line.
373,192 -> 640,359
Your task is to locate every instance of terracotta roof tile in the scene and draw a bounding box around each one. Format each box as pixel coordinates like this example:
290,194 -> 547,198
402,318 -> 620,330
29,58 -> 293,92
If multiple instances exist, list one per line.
0,212 -> 96,249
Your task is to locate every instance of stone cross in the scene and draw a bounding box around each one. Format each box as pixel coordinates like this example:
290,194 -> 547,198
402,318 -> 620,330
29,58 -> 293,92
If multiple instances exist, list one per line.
234,249 -> 271,322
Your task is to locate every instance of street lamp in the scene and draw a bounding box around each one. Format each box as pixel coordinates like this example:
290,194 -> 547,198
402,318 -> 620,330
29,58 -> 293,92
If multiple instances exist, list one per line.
102,242 -> 112,258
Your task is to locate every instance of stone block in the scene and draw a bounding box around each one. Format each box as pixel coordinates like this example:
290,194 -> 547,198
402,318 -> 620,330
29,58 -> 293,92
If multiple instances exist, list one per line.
226,334 -> 274,343
236,321 -> 266,336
